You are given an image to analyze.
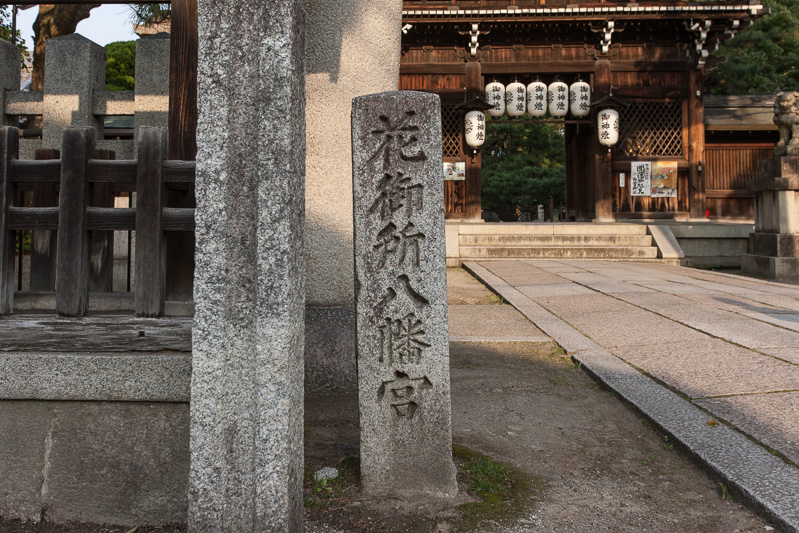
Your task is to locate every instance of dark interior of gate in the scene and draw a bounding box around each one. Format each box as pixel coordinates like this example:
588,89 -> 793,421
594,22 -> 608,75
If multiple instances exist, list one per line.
400,0 -> 770,221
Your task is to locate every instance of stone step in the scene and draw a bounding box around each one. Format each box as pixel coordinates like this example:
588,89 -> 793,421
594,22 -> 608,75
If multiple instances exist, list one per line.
457,223 -> 649,236
459,246 -> 659,259
459,234 -> 653,247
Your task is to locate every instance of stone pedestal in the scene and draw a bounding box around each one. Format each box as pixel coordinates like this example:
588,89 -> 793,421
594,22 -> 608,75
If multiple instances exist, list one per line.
742,157 -> 799,282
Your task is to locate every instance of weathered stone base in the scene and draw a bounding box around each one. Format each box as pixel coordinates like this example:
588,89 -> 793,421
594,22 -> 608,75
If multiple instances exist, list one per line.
0,401 -> 189,526
305,307 -> 356,394
741,252 -> 799,283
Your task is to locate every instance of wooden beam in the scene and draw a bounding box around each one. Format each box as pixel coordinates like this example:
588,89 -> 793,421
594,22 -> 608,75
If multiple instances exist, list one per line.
613,87 -> 689,99
401,60 -> 693,76
0,315 -> 192,353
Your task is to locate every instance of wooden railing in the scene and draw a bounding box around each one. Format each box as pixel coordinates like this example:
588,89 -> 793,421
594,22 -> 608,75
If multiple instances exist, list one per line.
0,126 -> 195,317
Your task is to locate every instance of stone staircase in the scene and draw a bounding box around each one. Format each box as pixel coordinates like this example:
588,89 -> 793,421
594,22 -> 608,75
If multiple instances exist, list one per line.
452,223 -> 660,262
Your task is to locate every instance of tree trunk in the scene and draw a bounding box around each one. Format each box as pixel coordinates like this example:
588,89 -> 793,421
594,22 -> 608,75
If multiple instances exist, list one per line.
31,4 -> 100,91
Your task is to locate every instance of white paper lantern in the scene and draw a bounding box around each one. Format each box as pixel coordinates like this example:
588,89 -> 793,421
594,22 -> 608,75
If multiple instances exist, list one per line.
506,80 -> 526,117
598,108 -> 620,147
570,80 -> 591,118
485,80 -> 505,117
464,110 -> 486,148
548,81 -> 569,117
527,81 -> 547,117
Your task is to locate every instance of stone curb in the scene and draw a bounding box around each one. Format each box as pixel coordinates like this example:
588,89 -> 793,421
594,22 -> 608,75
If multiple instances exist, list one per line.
462,261 -> 799,532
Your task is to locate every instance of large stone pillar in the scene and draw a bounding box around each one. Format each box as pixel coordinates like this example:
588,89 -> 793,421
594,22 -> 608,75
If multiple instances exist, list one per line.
188,1 -> 306,531
42,34 -> 105,151
0,40 -> 20,127
134,33 -> 170,150
303,0 -> 402,394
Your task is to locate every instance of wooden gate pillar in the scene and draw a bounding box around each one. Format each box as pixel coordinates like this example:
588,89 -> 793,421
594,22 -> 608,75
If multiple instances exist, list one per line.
688,69 -> 706,219
593,59 -> 614,221
464,60 -> 483,220
166,0 -> 198,301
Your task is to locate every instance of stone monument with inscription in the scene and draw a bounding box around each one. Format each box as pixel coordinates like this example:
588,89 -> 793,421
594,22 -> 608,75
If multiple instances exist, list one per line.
352,91 -> 458,497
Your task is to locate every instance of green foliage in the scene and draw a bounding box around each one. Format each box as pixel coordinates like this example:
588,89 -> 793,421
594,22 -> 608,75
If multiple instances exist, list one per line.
127,3 -> 171,26
452,444 -> 542,529
105,41 -> 136,91
481,117 -> 566,221
0,5 -> 31,67
706,0 -> 799,94
303,457 -> 357,510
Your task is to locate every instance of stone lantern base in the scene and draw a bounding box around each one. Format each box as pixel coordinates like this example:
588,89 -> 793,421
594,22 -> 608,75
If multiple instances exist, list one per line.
741,157 -> 799,283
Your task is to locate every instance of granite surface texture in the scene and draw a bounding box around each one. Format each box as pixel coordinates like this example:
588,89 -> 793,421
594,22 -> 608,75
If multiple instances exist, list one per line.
42,35 -> 104,151
352,91 -> 457,497
0,352 -> 190,402
134,33 -> 170,153
190,0 -> 306,530
0,40 -> 19,127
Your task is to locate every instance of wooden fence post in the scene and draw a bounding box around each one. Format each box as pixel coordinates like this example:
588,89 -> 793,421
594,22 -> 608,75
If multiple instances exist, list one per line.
135,126 -> 168,316
0,127 -> 19,315
89,149 -> 116,292
56,127 -> 94,317
30,148 -> 60,291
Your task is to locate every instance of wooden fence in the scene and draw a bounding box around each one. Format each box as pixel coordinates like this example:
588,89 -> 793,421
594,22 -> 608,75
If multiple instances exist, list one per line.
0,126 -> 195,317
704,143 -> 772,218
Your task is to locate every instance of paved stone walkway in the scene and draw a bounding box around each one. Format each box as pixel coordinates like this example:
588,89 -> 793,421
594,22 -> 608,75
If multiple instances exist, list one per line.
464,260 -> 799,531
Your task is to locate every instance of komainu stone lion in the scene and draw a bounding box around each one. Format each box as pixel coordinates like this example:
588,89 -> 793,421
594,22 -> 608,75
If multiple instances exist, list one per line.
774,91 -> 799,156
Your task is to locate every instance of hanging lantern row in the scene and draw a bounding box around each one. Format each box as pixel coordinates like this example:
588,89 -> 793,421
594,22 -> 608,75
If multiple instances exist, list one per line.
483,78 -> 592,119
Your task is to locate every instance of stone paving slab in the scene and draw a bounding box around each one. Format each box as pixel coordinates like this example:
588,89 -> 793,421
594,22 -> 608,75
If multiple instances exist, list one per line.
462,260 -> 799,532
681,293 -> 793,314
517,283 -> 596,298
448,304 -> 548,342
761,348 -> 799,366
610,340 -> 799,399
695,392 -> 799,465
549,306 -> 709,347
615,292 -> 799,350
479,260 -> 566,286
529,292 -> 639,318
744,312 -> 799,333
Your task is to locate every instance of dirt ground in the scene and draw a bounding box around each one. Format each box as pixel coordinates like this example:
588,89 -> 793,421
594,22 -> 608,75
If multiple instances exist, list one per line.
1,269 -> 778,532
303,269 -> 775,532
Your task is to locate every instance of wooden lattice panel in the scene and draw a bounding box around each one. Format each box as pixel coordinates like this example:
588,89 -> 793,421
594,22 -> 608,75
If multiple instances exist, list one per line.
618,102 -> 683,157
441,104 -> 462,158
